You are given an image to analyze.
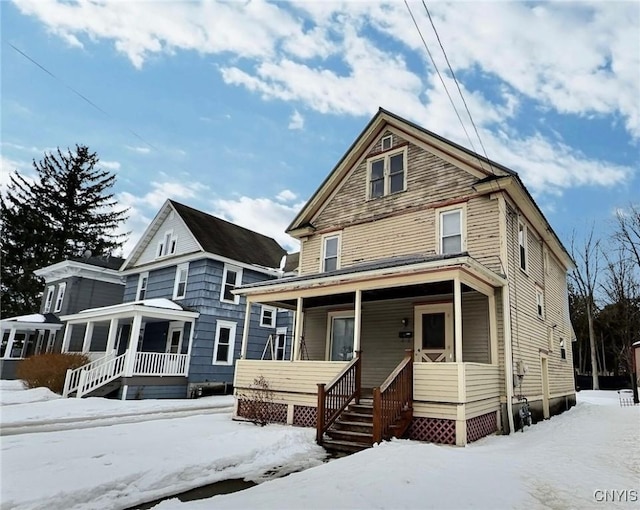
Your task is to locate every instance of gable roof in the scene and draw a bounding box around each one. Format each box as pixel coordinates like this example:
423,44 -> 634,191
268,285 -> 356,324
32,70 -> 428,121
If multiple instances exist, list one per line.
287,108 -> 573,270
169,200 -> 286,268
122,200 -> 286,271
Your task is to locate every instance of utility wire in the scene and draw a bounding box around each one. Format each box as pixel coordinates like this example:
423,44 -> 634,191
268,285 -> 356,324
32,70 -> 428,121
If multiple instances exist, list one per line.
421,1 -> 495,175
404,0 -> 485,174
7,42 -> 158,152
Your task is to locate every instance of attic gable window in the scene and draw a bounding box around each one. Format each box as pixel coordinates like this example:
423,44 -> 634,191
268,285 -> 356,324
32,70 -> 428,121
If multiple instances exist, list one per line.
367,146 -> 407,199
157,230 -> 177,258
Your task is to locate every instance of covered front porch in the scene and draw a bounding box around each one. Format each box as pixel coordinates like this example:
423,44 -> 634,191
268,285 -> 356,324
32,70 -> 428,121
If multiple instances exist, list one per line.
233,254 -> 507,446
59,299 -> 199,398
0,314 -> 63,379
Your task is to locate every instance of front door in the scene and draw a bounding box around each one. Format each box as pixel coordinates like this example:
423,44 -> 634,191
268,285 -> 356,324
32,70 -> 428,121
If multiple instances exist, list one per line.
166,323 -> 184,354
414,303 -> 453,362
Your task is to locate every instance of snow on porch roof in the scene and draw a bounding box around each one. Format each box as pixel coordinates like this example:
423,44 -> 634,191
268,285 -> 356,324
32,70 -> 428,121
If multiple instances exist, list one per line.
0,313 -> 63,331
59,298 -> 200,323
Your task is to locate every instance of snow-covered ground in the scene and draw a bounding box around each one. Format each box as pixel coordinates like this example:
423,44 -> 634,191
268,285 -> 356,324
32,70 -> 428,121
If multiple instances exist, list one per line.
1,381 -> 638,510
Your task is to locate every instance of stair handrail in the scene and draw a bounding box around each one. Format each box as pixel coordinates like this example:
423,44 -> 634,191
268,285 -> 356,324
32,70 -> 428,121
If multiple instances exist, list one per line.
316,350 -> 361,444
63,351 -> 115,397
76,351 -> 127,398
372,348 -> 414,443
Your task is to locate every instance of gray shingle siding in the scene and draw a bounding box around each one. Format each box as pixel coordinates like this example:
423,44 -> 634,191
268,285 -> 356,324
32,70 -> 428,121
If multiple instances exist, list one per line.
40,277 -> 123,315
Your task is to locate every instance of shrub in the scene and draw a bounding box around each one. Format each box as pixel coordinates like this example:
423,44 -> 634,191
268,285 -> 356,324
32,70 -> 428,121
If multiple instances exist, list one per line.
238,375 -> 275,426
17,353 -> 90,394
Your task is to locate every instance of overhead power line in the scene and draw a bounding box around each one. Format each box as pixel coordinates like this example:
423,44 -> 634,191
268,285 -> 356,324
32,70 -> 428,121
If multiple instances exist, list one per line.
6,41 -> 158,152
420,1 -> 495,175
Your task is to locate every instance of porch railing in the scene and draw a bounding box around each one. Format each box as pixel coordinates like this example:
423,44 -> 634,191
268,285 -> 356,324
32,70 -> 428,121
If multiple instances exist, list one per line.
63,351 -> 115,397
316,351 -> 361,444
133,352 -> 188,376
76,351 -> 127,398
372,348 -> 414,443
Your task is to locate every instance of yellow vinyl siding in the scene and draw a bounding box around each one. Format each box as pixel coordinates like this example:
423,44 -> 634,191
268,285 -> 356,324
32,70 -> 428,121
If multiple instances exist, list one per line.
464,363 -> 501,401
462,292 -> 490,363
414,363 -> 461,403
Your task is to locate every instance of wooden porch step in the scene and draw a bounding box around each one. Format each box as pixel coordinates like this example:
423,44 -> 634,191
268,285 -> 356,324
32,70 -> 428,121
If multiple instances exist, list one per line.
347,403 -> 374,415
340,411 -> 373,423
326,428 -> 374,444
321,438 -> 372,454
332,420 -> 373,434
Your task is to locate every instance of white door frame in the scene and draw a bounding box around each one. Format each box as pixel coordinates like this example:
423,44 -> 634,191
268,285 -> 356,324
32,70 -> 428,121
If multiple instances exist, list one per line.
325,310 -> 355,361
540,354 -> 550,419
414,303 -> 454,362
166,322 -> 184,354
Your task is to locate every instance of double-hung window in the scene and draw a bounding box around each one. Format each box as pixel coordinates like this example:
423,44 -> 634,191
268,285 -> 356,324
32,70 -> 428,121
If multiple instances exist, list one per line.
518,221 -> 528,272
536,286 -> 545,319
44,286 -> 55,313
437,206 -> 465,255
221,264 -> 242,304
173,264 -> 189,299
260,306 -> 276,327
367,147 -> 407,199
213,320 -> 236,365
53,283 -> 66,313
137,272 -> 149,300
322,234 -> 341,272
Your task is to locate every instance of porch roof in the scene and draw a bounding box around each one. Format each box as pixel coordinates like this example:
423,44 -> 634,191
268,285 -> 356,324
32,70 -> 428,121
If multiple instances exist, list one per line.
0,313 -> 63,333
234,253 -> 507,301
59,298 -> 200,324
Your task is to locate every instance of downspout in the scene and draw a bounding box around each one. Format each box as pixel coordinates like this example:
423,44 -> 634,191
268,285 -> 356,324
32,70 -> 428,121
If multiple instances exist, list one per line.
498,195 -> 515,434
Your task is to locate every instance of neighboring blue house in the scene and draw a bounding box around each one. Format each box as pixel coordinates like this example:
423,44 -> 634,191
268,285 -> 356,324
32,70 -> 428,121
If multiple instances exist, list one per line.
59,199 -> 294,399
0,255 -> 125,379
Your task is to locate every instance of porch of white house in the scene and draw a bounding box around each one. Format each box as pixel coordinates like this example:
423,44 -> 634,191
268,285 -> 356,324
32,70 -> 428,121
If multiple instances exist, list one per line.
233,255 -> 509,446
59,299 -> 199,398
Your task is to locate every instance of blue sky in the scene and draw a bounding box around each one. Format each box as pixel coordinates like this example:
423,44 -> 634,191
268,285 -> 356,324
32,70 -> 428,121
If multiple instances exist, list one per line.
1,1 -> 638,256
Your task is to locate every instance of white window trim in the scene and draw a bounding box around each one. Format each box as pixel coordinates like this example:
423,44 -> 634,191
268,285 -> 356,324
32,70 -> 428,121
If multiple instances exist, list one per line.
136,272 -> 149,301
53,282 -> 66,313
560,338 -> 567,360
536,285 -> 545,320
435,204 -> 467,255
166,322 -> 184,354
381,135 -> 392,151
260,305 -> 277,328
44,286 -> 55,313
325,310 -> 355,361
320,232 -> 342,273
212,320 -> 237,365
173,263 -> 189,300
518,220 -> 528,273
156,230 -> 177,259
220,264 -> 242,304
275,327 -> 287,360
46,330 -> 56,353
366,146 -> 407,200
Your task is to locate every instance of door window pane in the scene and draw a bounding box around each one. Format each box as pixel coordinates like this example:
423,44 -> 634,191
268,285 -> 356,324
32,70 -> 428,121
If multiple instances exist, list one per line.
422,313 -> 445,349
330,317 -> 355,361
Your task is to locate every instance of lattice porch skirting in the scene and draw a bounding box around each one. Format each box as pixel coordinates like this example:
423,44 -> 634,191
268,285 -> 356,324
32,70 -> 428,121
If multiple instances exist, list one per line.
466,412 -> 498,443
293,405 -> 317,428
236,399 -> 287,424
409,417 -> 456,445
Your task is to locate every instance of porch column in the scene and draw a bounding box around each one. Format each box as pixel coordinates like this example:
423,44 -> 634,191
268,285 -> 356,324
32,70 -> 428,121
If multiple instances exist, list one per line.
124,314 -> 143,377
61,324 -> 73,353
488,293 -> 498,364
81,321 -> 94,353
353,289 -> 362,353
293,297 -> 304,361
20,332 -> 31,358
105,318 -> 119,354
454,276 -> 463,362
240,298 -> 252,359
3,328 -> 17,359
185,319 -> 196,374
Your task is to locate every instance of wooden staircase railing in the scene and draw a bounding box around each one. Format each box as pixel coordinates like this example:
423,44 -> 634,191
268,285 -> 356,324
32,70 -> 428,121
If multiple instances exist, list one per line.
372,348 -> 413,443
316,351 -> 361,444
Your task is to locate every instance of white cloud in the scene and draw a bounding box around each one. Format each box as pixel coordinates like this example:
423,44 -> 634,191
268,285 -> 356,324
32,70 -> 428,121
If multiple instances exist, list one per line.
100,160 -> 121,171
276,189 -> 297,202
288,110 -> 304,130
0,156 -> 30,190
125,145 -> 151,154
212,195 -> 303,252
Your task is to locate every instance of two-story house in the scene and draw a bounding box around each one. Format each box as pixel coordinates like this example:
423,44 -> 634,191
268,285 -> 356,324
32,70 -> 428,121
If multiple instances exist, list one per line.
232,109 -> 576,450
58,200 -> 293,400
0,255 -> 125,379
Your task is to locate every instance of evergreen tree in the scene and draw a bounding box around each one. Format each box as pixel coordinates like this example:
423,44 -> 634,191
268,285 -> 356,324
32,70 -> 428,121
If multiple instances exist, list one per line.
1,145 -> 128,317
